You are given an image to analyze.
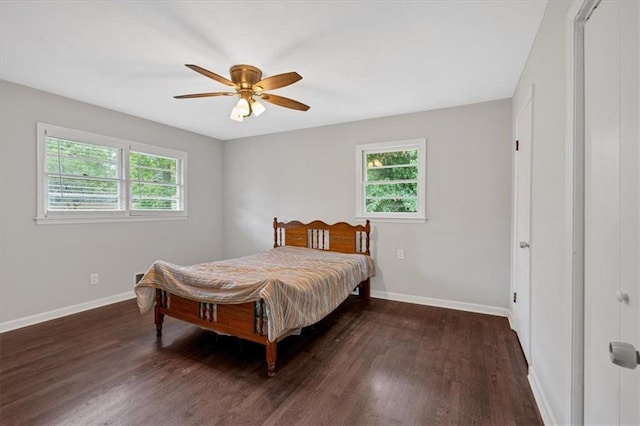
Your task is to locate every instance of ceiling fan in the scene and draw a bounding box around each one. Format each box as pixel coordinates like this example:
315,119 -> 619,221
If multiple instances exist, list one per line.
174,64 -> 310,122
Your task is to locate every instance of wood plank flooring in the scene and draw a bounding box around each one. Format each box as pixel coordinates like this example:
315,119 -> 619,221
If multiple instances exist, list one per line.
0,297 -> 542,425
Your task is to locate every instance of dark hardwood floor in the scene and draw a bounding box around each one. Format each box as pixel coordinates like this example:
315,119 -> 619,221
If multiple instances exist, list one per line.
0,297 -> 542,425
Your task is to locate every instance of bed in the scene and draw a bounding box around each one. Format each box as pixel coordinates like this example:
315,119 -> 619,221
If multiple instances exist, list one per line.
135,218 -> 374,376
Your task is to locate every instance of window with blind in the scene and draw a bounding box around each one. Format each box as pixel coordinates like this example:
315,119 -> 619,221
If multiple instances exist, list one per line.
37,123 -> 186,224
46,138 -> 122,211
355,138 -> 426,221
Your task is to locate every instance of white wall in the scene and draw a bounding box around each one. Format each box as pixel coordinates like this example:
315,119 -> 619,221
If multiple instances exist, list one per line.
0,81 -> 223,327
511,1 -> 574,424
223,99 -> 512,313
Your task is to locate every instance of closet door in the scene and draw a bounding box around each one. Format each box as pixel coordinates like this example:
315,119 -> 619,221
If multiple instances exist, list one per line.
584,1 -> 639,424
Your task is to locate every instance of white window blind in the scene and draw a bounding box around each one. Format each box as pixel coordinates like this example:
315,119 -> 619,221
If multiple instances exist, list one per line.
45,137 -> 123,211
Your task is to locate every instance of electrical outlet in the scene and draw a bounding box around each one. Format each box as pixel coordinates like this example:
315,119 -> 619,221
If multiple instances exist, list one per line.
90,273 -> 99,285
396,249 -> 404,260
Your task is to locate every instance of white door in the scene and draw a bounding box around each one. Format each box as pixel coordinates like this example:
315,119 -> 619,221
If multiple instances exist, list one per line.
584,0 -> 639,424
514,90 -> 533,364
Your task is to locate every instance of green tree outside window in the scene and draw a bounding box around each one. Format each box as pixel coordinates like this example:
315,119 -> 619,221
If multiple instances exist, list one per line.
364,149 -> 418,213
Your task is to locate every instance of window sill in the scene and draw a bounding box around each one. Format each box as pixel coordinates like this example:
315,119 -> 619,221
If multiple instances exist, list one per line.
355,216 -> 428,224
35,214 -> 188,225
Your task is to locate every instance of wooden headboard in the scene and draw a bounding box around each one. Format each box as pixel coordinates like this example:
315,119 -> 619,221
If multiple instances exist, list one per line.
273,218 -> 370,256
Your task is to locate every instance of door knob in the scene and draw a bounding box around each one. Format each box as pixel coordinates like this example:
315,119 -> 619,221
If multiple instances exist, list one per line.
615,291 -> 629,303
609,342 -> 640,369
519,241 -> 530,249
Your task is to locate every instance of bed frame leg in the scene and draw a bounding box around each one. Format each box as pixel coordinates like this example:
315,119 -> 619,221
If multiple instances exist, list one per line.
266,341 -> 277,377
155,309 -> 164,337
359,278 -> 371,301
154,289 -> 165,337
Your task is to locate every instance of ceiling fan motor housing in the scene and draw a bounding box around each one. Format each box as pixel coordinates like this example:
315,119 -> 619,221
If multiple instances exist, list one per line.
230,64 -> 263,89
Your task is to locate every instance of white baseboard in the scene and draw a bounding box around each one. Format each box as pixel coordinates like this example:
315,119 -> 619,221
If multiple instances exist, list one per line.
528,367 -> 556,425
507,309 -> 515,330
0,291 -> 136,333
370,290 -> 510,318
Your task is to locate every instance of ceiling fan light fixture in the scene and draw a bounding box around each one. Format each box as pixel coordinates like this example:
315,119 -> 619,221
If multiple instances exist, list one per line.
230,107 -> 245,122
235,97 -> 250,116
251,99 -> 266,116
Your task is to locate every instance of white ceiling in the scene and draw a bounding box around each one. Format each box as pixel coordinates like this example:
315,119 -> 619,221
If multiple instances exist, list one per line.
0,1 -> 547,141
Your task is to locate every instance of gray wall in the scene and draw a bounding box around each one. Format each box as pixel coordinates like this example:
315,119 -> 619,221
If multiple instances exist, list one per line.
511,1 -> 574,423
0,81 -> 224,324
223,99 -> 512,311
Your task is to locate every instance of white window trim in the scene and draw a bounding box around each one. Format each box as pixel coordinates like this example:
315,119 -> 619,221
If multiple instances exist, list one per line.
36,122 -> 188,225
355,138 -> 427,222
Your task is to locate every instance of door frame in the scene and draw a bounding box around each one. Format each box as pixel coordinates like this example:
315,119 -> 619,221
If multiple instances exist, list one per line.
511,85 -> 534,365
565,0 -> 601,424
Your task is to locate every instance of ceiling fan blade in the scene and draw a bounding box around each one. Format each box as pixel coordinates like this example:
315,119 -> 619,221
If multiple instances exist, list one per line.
185,64 -> 238,88
254,72 -> 302,91
174,92 -> 235,99
259,93 -> 310,111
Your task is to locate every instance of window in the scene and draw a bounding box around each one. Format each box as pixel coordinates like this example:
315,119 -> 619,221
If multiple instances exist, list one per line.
130,151 -> 181,211
355,138 -> 426,221
45,137 -> 121,211
37,123 -> 187,224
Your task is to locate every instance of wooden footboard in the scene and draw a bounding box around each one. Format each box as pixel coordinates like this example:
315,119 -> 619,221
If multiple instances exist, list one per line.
154,289 -> 279,375
155,291 -> 263,339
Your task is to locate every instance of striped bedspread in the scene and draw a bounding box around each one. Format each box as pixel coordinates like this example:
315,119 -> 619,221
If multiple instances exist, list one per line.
135,246 -> 375,341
